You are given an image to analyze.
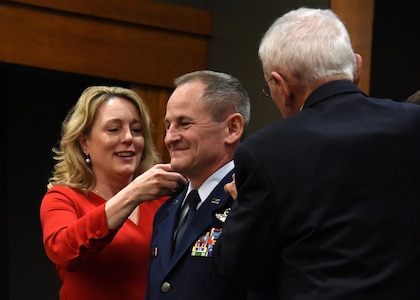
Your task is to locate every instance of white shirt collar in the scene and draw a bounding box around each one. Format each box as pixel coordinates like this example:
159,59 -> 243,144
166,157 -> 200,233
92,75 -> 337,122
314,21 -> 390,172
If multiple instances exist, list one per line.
184,160 -> 234,208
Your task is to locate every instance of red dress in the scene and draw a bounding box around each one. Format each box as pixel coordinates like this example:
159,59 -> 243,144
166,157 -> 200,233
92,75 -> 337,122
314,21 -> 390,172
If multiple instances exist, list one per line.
40,185 -> 166,300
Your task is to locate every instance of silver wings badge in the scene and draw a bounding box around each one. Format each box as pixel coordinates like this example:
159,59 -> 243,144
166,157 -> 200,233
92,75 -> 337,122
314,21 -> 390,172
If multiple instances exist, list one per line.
215,208 -> 231,223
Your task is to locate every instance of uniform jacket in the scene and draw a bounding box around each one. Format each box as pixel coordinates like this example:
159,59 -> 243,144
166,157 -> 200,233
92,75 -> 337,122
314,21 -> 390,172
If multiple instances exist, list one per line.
146,169 -> 272,300
214,80 -> 420,300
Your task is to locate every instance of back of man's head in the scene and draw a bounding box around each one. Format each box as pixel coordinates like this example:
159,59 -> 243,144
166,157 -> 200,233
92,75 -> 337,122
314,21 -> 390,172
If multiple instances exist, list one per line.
258,8 -> 356,85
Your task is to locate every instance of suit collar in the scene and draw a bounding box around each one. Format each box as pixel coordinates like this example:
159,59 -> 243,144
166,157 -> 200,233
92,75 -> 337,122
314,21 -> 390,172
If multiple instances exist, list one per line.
303,80 -> 366,109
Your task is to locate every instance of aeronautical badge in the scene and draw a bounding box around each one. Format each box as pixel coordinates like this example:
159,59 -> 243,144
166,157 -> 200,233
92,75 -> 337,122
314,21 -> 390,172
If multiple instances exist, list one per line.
191,228 -> 222,257
215,208 -> 231,223
210,198 -> 220,205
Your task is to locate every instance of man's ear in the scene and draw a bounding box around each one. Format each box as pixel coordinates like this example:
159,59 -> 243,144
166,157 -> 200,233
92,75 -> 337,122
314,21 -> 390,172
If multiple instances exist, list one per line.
272,71 -> 291,107
354,53 -> 362,85
225,113 -> 244,144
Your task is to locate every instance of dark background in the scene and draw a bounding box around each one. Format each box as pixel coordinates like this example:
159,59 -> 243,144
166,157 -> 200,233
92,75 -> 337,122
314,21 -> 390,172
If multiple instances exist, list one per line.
369,0 -> 419,100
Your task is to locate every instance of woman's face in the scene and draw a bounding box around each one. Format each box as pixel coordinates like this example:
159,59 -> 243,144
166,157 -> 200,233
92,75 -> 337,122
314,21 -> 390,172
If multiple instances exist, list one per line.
80,97 -> 145,182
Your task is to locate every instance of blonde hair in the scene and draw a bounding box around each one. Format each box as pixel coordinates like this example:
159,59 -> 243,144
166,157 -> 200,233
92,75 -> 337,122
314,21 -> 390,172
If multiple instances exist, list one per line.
47,86 -> 159,190
406,90 -> 420,104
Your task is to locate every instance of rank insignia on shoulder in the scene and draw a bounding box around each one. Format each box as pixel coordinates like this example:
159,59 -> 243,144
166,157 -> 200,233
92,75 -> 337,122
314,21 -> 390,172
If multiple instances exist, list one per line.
191,228 -> 222,257
215,208 -> 231,223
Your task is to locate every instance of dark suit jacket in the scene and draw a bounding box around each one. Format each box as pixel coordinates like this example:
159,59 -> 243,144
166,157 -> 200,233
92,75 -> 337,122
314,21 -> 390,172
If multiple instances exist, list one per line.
146,168 -> 273,300
213,80 -> 420,300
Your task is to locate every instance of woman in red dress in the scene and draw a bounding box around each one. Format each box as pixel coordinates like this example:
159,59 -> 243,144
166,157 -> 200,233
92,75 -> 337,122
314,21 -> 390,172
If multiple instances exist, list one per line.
40,86 -> 186,300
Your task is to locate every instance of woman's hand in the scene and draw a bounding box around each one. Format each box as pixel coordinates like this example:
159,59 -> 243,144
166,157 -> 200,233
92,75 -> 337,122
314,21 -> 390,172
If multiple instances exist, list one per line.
105,163 -> 187,228
131,163 -> 188,201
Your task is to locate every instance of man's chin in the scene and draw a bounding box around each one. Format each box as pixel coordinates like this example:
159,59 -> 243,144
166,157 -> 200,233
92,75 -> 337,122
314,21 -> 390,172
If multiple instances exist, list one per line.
169,159 -> 186,173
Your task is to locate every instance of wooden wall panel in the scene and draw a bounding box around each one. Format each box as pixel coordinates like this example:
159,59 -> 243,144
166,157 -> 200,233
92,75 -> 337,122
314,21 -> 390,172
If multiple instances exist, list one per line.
0,3 -> 210,88
331,0 -> 374,95
132,84 -> 172,163
8,0 -> 212,36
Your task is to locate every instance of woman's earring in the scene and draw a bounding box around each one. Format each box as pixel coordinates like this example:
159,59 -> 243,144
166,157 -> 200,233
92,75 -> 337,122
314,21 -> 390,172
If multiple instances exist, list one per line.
85,153 -> 91,165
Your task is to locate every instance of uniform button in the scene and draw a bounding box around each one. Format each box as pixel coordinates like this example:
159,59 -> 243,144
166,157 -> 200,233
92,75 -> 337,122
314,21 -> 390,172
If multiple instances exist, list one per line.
161,282 -> 171,292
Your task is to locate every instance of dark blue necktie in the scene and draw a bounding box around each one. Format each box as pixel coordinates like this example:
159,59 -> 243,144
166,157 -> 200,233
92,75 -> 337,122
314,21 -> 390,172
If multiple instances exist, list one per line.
174,190 -> 200,248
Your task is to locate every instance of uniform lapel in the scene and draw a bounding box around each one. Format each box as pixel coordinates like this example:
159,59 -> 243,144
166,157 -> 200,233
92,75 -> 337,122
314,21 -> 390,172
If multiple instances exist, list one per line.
169,169 -> 234,264
156,190 -> 186,268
